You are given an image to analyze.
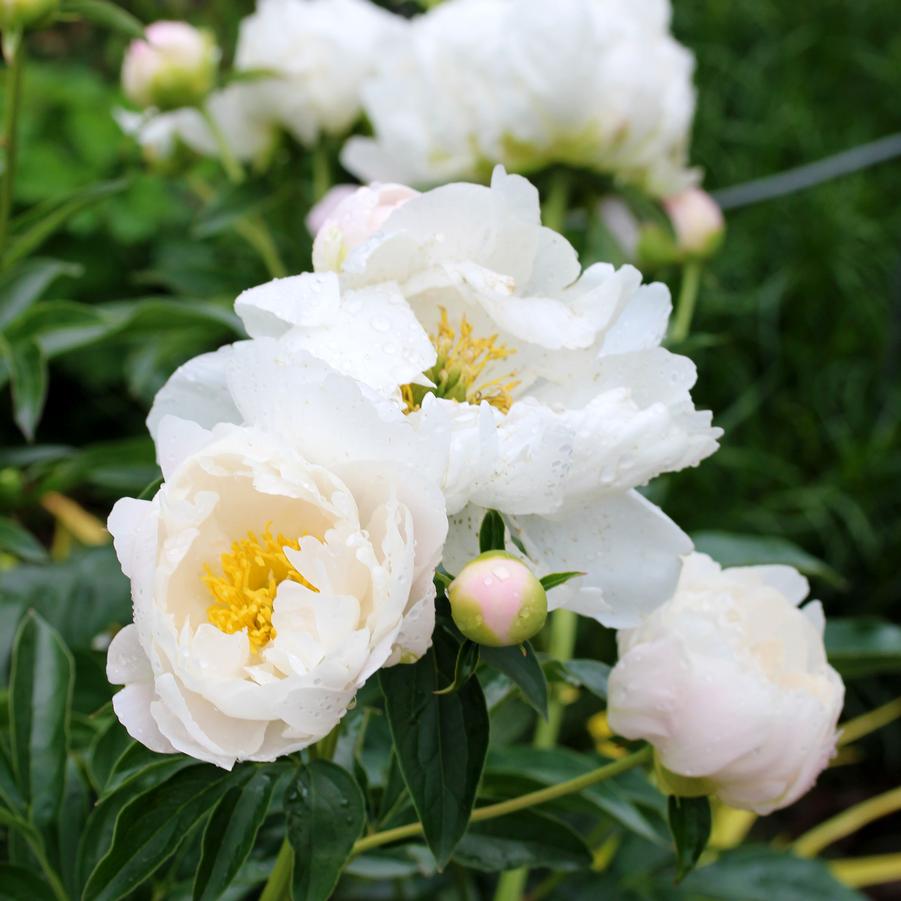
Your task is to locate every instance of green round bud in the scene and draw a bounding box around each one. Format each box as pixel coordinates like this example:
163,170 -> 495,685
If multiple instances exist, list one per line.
0,0 -> 58,32
447,551 -> 547,647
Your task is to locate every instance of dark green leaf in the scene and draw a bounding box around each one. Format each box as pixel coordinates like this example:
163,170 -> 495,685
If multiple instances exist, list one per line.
480,642 -> 548,718
479,509 -> 506,553
668,795 -> 711,880
8,613 -> 74,828
453,810 -> 591,872
0,744 -> 25,813
0,601 -> 26,689
61,0 -> 145,38
83,764 -> 230,901
5,301 -> 109,357
56,759 -> 90,897
380,630 -> 490,867
539,571 -> 585,591
0,865 -> 57,900
286,760 -> 366,901
0,517 -> 47,562
194,767 -> 277,901
681,847 -> 864,900
435,639 -> 480,695
2,338 -> 48,440
543,658 -> 611,701
0,258 -> 82,329
691,531 -> 845,588
825,617 -> 901,677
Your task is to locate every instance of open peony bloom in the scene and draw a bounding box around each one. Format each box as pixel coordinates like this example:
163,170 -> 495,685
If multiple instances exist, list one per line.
108,345 -> 448,768
122,21 -> 219,111
158,168 -> 720,628
234,0 -> 406,146
343,0 -> 697,196
607,553 -> 845,814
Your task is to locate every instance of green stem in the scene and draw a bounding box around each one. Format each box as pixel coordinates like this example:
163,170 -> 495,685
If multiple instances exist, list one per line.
311,140 -> 331,202
493,867 -> 528,901
837,697 -> 901,748
541,170 -> 570,234
669,259 -> 703,343
352,746 -> 651,856
258,836 -> 293,901
0,29 -> 24,259
202,103 -> 244,185
533,609 -> 578,749
233,216 -> 288,279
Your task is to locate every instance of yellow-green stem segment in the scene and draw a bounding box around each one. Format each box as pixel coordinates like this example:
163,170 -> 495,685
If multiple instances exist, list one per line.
0,29 -> 25,259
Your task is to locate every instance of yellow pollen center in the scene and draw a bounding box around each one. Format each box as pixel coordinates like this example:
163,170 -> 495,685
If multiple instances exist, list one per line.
401,308 -> 520,413
203,525 -> 316,652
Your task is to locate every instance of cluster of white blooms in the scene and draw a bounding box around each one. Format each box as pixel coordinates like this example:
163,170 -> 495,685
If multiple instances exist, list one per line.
343,0 -> 698,195
108,167 -> 842,814
119,0 -> 404,164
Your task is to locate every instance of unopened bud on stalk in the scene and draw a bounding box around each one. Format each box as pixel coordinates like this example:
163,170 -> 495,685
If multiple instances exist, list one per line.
0,0 -> 58,32
448,551 -> 547,647
122,21 -> 219,111
663,187 -> 725,257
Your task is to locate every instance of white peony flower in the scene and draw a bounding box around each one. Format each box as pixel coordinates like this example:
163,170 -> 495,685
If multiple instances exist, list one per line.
159,168 -> 720,627
234,0 -> 406,146
607,553 -> 845,814
343,0 -> 698,196
108,345 -> 448,768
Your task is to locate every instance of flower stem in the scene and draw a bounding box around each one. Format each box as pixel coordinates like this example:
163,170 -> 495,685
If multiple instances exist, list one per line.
837,697 -> 901,748
541,170 -> 570,234
233,216 -> 288,279
202,103 -> 245,185
312,139 -> 331,202
352,746 -> 651,856
258,836 -> 293,901
830,853 -> 901,889
669,259 -> 703,343
533,608 -> 578,749
0,29 -> 25,260
794,786 -> 901,858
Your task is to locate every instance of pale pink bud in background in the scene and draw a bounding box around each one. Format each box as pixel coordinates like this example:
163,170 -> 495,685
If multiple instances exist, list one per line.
663,187 -> 725,257
312,182 -> 419,271
122,21 -> 219,111
305,184 -> 359,237
447,551 -> 547,647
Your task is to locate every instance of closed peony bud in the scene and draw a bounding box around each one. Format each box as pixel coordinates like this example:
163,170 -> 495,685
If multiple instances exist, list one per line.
607,553 -> 844,815
663,188 -> 725,257
0,0 -> 57,31
312,182 -> 419,271
122,21 -> 219,111
448,551 -> 547,647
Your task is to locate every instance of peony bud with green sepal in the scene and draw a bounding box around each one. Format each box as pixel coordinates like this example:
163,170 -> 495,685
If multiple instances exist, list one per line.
448,551 -> 547,648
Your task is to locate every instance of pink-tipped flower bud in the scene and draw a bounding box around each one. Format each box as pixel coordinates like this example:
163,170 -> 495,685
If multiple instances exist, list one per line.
448,551 -> 547,648
0,0 -> 58,31
305,184 -> 359,238
122,21 -> 219,112
663,187 -> 725,258
312,182 -> 419,271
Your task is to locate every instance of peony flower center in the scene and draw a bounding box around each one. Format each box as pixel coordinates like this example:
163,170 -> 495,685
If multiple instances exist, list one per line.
203,525 -> 317,651
401,308 -> 519,413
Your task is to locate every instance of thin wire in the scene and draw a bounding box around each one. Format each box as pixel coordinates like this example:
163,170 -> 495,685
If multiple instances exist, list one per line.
712,133 -> 901,211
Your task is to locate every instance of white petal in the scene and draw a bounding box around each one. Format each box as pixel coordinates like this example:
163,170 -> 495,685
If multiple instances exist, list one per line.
107,624 -> 152,684
112,683 -> 177,755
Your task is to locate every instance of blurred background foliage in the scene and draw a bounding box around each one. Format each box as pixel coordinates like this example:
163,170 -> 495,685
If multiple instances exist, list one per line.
0,0 -> 899,895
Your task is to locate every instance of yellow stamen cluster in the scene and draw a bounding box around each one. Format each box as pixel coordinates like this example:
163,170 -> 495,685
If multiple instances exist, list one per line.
204,526 -> 316,652
402,308 -> 520,413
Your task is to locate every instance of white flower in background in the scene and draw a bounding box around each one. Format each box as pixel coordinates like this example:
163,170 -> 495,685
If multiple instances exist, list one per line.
108,345 -> 448,768
607,553 -> 845,814
234,0 -> 406,146
305,184 -> 359,237
161,168 -> 721,627
343,0 -> 697,196
122,21 -> 219,111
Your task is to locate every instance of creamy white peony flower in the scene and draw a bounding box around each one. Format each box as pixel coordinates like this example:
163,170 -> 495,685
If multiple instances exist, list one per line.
234,0 -> 406,146
122,21 -> 219,111
160,168 -> 720,627
108,344 -> 448,768
343,0 -> 698,196
607,553 -> 845,814
305,184 -> 360,237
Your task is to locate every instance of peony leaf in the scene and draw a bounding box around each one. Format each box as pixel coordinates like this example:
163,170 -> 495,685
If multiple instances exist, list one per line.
543,658 -> 611,701
83,764 -> 231,901
380,629 -> 490,867
668,794 -> 711,880
825,617 -> 901,678
0,516 -> 47,563
434,638 -> 480,696
480,641 -> 548,718
286,760 -> 366,901
194,767 -> 278,901
60,1 -> 145,39
0,865 -> 56,900
0,258 -> 82,330
479,509 -> 506,553
1,337 -> 48,441
8,612 -> 74,829
539,571 -> 585,591
453,810 -> 591,872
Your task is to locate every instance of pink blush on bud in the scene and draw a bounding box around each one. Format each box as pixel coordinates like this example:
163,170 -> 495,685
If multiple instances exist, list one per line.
454,558 -> 532,644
